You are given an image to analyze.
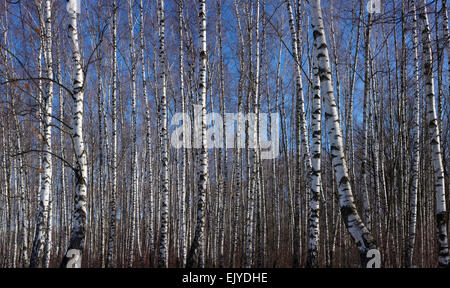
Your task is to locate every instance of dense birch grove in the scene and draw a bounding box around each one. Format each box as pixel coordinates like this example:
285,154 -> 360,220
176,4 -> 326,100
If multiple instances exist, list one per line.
0,0 -> 449,268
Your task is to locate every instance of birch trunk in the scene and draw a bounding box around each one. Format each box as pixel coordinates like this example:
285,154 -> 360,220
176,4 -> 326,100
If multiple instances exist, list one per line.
177,0 -> 187,268
127,0 -> 138,268
252,0 -> 262,268
217,0 -> 227,268
285,0 -> 313,267
273,33 -> 282,256
138,0 -> 155,268
361,12 -> 372,230
308,0 -> 377,267
231,0 -> 245,268
186,0 -> 208,268
418,0 -> 450,267
158,0 -> 170,268
61,0 -> 88,268
407,0 -> 420,268
106,0 -> 118,268
307,56 -> 321,268
12,96 -> 28,267
31,0 -> 54,268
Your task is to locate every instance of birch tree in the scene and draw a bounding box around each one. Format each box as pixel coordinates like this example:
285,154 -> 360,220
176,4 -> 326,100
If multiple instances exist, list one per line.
406,0 -> 420,268
158,0 -> 170,268
127,0 -> 138,267
30,0 -> 54,268
177,0 -> 187,267
307,56 -> 321,268
61,0 -> 88,268
307,0 -> 377,267
105,0 -> 118,268
361,12 -> 372,230
285,0 -> 313,267
418,0 -> 450,267
186,0 -> 208,269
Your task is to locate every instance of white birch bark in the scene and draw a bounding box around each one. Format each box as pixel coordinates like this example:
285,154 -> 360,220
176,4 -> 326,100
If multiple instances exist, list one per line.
42,0 -> 54,267
308,0 -> 377,267
127,0 -> 138,267
231,0 -> 244,267
368,62 -> 382,243
61,0 -> 88,268
12,96 -> 28,267
56,46 -> 68,265
31,0 -> 53,268
245,1 -> 258,269
216,0 -> 227,268
186,0 -> 208,268
418,0 -> 450,267
178,0 -> 187,268
138,0 -> 155,268
1,123 -> 11,268
273,34 -> 282,254
407,0 -> 420,268
307,56 -> 321,268
361,12 -> 372,230
158,0 -> 170,268
285,0 -> 313,267
106,0 -> 118,268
